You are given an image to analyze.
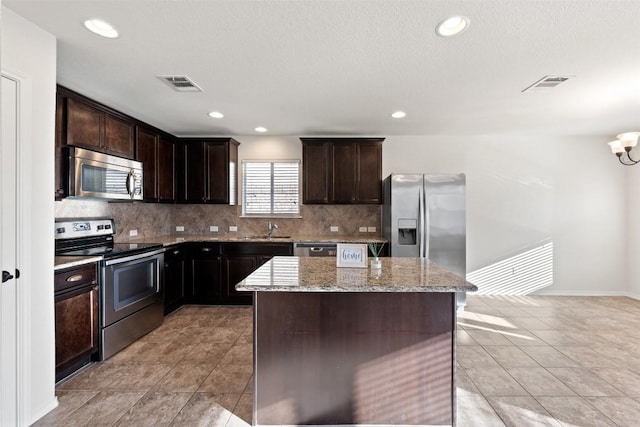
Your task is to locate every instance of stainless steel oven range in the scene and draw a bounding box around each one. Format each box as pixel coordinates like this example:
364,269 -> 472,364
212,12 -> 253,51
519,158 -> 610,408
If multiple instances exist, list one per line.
55,218 -> 164,360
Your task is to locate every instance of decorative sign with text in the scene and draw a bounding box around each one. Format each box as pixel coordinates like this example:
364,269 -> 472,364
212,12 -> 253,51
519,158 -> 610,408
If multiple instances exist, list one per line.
336,243 -> 368,268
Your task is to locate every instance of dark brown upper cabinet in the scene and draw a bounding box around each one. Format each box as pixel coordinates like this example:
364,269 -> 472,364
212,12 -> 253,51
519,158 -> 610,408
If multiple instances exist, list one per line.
176,138 -> 239,204
55,86 -> 136,199
301,138 -> 384,204
64,95 -> 134,159
135,126 -> 175,203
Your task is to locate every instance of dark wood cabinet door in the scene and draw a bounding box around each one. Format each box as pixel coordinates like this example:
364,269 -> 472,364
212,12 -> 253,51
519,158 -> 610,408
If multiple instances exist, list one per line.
302,142 -> 331,204
206,142 -> 229,203
104,113 -> 134,158
356,142 -> 382,203
301,138 -> 383,205
164,247 -> 186,315
157,137 -> 175,202
190,245 -> 223,304
180,141 -> 207,203
136,128 -> 158,200
224,256 -> 256,304
55,287 -> 98,371
332,143 -> 356,203
55,264 -> 99,382
66,97 -> 103,152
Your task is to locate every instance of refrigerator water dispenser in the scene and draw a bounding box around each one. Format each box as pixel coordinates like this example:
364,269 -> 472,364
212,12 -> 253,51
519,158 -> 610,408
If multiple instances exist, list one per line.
397,219 -> 417,245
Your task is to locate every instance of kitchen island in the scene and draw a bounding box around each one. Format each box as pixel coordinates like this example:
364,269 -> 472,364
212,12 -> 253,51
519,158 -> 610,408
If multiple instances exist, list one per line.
236,256 -> 477,426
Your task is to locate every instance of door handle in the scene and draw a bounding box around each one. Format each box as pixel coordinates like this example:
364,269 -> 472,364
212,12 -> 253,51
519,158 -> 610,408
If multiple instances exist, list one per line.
2,270 -> 14,283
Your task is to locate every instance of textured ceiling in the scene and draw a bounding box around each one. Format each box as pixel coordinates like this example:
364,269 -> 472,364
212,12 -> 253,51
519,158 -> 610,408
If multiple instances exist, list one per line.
5,0 -> 640,138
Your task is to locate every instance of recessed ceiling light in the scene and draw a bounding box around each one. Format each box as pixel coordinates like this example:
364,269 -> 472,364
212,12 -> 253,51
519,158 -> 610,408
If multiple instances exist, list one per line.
84,19 -> 119,39
436,16 -> 470,37
391,111 -> 406,119
208,111 -> 224,119
255,127 -> 268,133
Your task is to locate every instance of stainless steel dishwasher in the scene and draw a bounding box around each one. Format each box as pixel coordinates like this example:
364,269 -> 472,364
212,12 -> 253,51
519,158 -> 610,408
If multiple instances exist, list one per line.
293,242 -> 337,257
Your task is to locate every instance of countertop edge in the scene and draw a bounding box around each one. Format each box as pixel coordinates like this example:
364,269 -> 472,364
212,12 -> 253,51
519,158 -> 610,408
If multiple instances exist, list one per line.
54,256 -> 102,271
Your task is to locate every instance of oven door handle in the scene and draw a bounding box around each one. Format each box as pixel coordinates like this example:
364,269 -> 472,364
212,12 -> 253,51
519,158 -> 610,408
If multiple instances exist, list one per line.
103,248 -> 165,266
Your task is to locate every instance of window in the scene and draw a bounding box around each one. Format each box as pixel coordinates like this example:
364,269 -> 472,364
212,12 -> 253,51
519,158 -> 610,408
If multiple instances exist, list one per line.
242,160 -> 300,217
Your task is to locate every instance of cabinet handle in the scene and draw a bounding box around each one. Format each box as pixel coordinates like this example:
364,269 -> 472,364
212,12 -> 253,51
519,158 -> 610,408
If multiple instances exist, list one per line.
201,247 -> 211,252
164,263 -> 169,268
172,250 -> 180,255
66,274 -> 83,282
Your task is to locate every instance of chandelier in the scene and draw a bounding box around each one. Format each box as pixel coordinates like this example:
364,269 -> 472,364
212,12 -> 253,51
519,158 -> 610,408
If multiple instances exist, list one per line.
608,132 -> 640,166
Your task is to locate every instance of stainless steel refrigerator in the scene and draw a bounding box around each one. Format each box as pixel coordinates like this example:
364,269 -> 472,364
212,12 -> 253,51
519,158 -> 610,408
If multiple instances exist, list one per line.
382,173 -> 467,308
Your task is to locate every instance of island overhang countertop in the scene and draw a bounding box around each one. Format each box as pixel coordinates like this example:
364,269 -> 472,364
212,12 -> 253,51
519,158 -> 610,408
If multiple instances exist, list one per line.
236,256 -> 478,293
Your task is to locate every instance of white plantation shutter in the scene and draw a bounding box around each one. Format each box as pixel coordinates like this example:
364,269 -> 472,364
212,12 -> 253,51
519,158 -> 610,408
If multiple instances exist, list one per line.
243,160 -> 300,216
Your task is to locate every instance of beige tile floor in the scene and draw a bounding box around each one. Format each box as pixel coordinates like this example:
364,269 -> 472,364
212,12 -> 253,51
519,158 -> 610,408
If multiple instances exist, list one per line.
35,295 -> 640,426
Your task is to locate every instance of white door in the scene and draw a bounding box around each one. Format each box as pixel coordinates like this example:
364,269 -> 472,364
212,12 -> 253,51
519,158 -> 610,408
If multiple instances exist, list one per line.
1,74 -> 19,426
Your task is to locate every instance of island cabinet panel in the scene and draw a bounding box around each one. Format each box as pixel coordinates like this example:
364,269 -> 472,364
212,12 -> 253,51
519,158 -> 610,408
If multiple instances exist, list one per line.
301,138 -> 384,204
54,264 -> 99,382
176,138 -> 239,204
254,291 -> 455,426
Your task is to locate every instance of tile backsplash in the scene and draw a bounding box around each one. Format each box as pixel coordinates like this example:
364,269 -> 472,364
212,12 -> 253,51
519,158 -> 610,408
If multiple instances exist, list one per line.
55,199 -> 173,241
55,200 -> 381,240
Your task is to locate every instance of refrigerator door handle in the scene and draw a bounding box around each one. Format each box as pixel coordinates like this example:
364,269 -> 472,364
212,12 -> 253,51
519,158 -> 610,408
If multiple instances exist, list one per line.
419,185 -> 425,258
424,187 -> 430,259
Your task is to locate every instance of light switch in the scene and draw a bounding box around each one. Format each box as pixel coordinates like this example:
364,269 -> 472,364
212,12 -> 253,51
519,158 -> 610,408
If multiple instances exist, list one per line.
359,227 -> 367,232
229,226 -> 238,232
176,226 -> 185,232
367,227 -> 377,233
330,226 -> 339,232
210,226 -> 219,232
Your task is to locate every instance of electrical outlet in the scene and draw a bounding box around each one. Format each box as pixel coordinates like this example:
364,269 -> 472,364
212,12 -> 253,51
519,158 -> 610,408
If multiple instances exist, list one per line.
129,229 -> 138,237
176,226 -> 185,232
359,227 -> 367,232
229,226 -> 238,232
210,226 -> 219,232
367,227 -> 377,233
330,226 -> 339,232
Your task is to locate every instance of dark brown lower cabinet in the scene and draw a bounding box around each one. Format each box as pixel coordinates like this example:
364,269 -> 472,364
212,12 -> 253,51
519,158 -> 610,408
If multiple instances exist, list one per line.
164,246 -> 186,315
54,264 -> 99,382
223,243 -> 293,305
188,243 -> 223,304
165,242 -> 294,309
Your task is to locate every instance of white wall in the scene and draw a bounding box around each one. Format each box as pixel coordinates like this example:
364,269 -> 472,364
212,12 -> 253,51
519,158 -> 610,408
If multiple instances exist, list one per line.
1,6 -> 57,424
238,134 -> 627,295
627,165 -> 640,298
383,135 -> 626,295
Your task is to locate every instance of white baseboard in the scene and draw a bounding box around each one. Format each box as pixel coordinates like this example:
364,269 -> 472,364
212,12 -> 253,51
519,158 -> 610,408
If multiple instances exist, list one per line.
27,396 -> 58,426
533,290 -> 640,300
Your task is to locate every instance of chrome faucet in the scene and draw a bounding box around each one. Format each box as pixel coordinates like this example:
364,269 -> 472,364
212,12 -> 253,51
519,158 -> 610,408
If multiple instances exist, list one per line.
267,222 -> 278,238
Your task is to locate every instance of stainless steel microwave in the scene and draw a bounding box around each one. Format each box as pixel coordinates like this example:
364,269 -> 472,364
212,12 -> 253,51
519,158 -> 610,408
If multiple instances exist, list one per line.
67,147 -> 143,201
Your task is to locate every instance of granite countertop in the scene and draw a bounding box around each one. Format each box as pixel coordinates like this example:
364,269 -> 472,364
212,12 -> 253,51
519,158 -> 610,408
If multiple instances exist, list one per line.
117,234 -> 387,246
236,256 -> 478,293
55,234 -> 387,271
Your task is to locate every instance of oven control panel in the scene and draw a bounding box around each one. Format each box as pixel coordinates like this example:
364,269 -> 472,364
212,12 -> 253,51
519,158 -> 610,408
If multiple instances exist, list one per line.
55,218 -> 114,239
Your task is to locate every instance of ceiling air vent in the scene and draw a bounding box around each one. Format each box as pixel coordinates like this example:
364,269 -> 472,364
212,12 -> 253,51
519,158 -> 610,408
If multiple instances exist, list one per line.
157,75 -> 203,92
522,75 -> 571,93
